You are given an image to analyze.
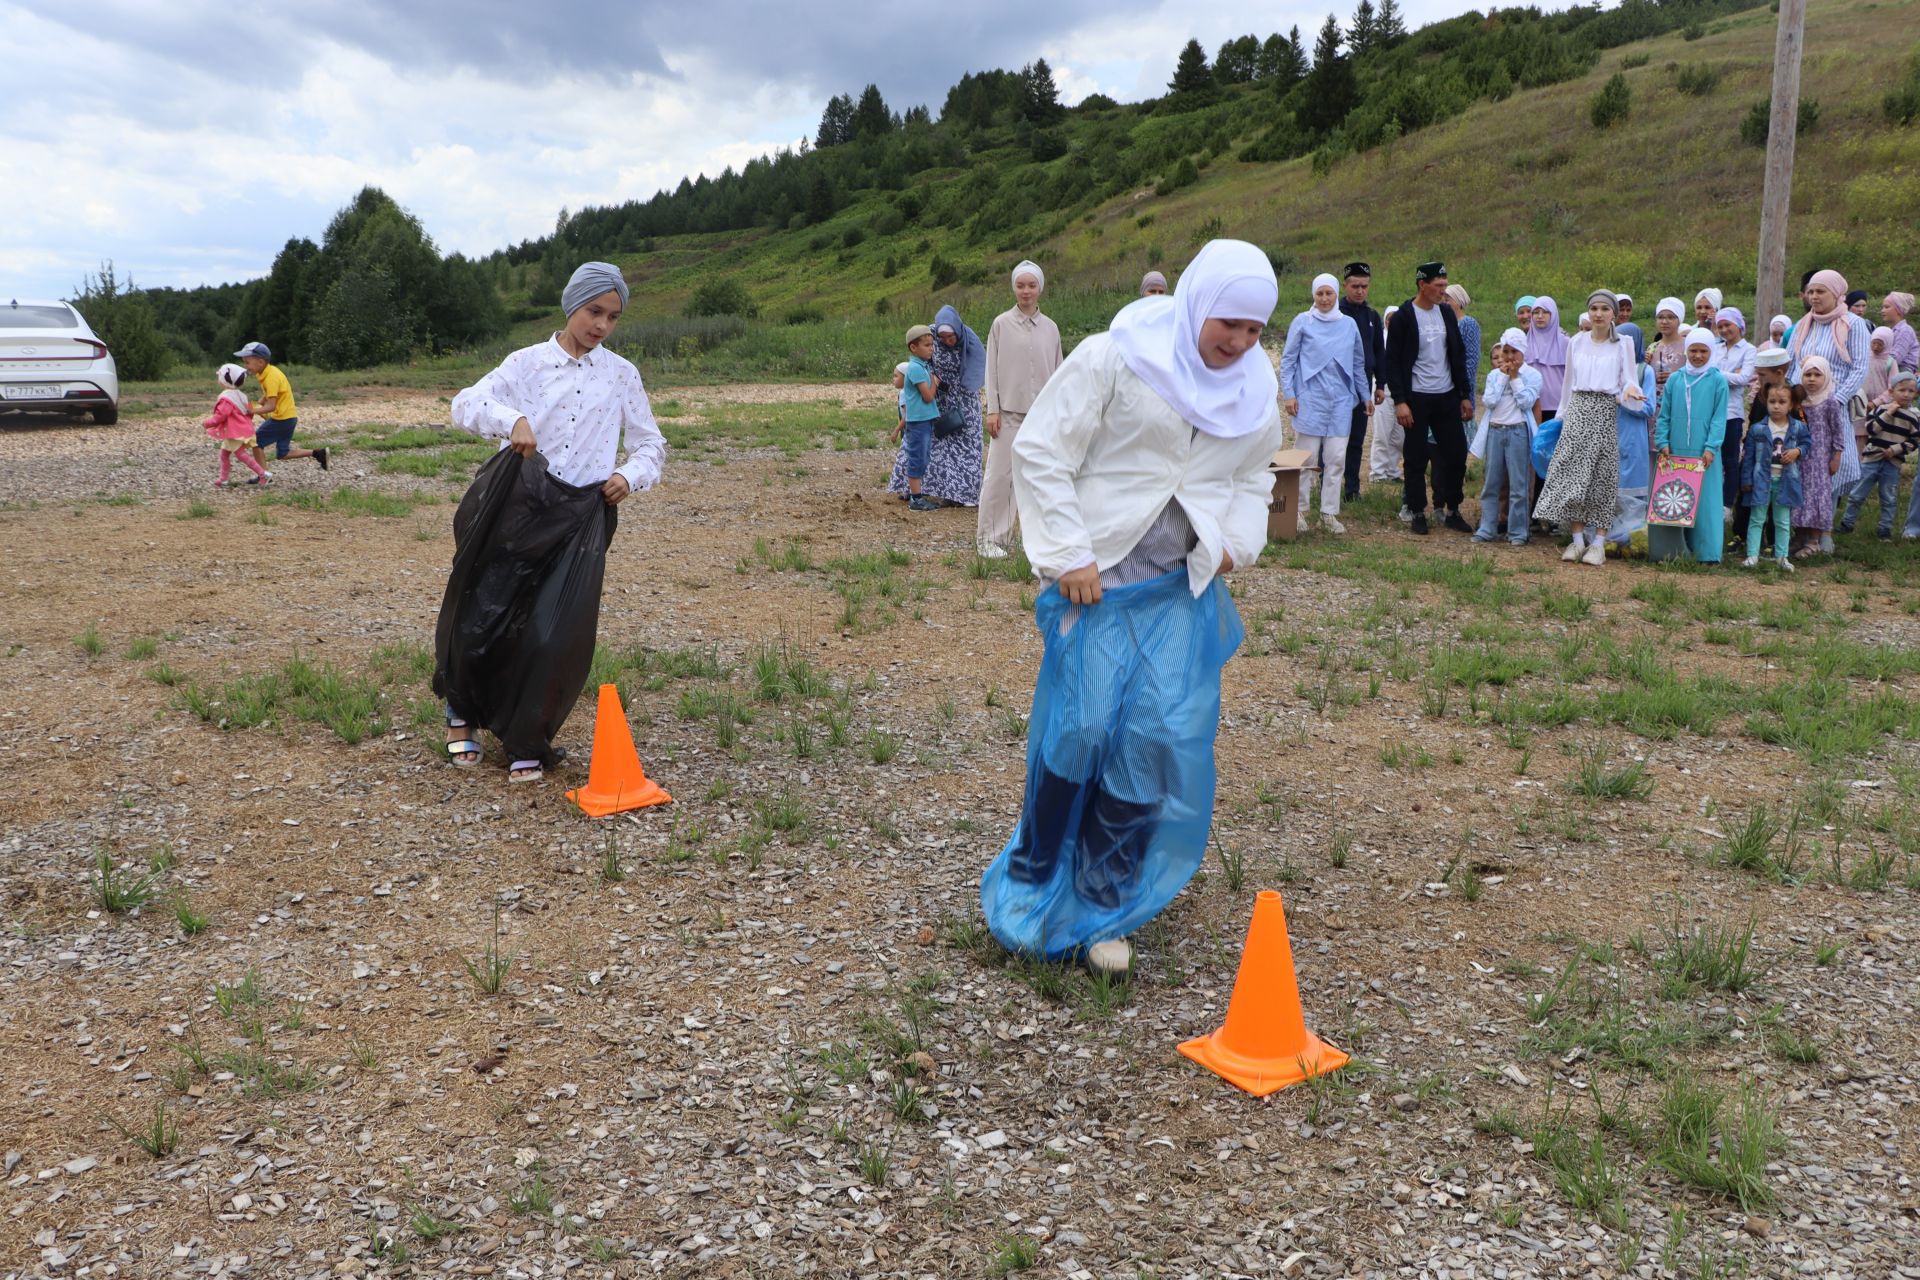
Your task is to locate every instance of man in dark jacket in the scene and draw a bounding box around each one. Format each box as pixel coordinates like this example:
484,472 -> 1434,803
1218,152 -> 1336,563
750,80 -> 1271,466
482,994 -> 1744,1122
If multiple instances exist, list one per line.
1338,260 -> 1387,501
1384,261 -> 1473,534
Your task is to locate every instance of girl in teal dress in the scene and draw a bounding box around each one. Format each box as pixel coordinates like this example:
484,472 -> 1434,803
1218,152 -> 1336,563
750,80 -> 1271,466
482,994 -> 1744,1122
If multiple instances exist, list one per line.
1652,329 -> 1730,563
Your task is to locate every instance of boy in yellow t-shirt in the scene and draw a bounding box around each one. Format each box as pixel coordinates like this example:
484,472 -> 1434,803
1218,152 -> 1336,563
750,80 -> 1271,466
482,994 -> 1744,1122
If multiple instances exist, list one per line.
233,342 -> 329,477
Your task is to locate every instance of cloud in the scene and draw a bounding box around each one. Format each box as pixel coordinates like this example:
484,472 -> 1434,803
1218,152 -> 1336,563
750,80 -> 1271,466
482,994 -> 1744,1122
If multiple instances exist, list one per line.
1,0 -> 1479,298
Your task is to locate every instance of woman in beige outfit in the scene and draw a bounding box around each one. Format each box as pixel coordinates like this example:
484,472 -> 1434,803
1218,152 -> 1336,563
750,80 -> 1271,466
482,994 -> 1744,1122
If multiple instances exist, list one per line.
979,260 -> 1064,557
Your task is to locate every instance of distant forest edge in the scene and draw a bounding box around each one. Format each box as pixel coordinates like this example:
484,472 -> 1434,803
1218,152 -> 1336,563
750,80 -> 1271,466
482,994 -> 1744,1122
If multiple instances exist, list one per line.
91,0 -> 1774,379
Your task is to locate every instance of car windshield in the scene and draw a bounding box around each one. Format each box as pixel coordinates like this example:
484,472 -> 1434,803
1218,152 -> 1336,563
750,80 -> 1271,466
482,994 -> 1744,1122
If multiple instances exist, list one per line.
2,305 -> 78,329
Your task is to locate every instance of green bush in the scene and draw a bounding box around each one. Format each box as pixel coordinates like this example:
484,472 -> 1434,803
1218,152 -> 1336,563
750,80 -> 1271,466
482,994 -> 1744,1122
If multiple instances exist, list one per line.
928,254 -> 959,289
1681,23 -> 1704,41
1742,97 -> 1820,147
1673,63 -> 1720,97
841,226 -> 865,248
1620,53 -> 1650,70
1590,74 -> 1631,129
1154,156 -> 1199,196
783,306 -> 825,326
685,279 -> 759,319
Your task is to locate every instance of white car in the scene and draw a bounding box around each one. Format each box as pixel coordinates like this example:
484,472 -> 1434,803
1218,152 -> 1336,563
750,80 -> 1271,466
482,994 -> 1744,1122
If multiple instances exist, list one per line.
0,299 -> 120,424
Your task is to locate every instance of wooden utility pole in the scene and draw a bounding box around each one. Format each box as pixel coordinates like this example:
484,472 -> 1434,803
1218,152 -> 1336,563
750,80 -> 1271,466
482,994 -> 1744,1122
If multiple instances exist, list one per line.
1755,0 -> 1807,328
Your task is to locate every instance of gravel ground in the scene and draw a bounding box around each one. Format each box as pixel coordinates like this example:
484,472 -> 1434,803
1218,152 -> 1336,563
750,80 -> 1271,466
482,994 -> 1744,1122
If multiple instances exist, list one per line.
1,387 -> 1917,1280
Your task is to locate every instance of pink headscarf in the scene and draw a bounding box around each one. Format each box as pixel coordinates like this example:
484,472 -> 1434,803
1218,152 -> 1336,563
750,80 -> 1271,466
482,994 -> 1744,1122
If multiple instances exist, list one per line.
1873,325 -> 1895,350
1888,292 -> 1916,319
1790,269 -> 1852,362
1800,355 -> 1835,407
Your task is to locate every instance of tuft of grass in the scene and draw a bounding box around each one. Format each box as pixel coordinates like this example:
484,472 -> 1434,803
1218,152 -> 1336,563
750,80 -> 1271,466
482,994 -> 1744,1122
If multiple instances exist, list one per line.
856,1140 -> 890,1187
1328,832 -> 1350,869
599,828 -> 626,883
172,894 -> 210,937
1718,807 -> 1783,877
1569,745 -> 1654,801
76,625 -> 105,657
125,635 -> 158,660
989,1234 -> 1040,1276
105,1101 -> 179,1158
462,902 -> 517,995
1658,909 -> 1763,997
867,727 -> 901,764
891,1079 -> 929,1123
509,1174 -> 555,1217
178,499 -> 216,520
145,661 -> 185,687
92,850 -> 163,913
1654,1077 -> 1782,1210
409,1207 -> 464,1242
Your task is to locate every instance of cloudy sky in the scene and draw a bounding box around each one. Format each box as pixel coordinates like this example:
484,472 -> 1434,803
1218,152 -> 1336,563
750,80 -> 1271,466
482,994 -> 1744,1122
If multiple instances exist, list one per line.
5,0 -> 1475,300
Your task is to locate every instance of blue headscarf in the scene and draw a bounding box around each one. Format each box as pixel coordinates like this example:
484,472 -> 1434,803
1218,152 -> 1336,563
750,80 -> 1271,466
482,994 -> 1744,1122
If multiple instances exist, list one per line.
932,305 -> 986,394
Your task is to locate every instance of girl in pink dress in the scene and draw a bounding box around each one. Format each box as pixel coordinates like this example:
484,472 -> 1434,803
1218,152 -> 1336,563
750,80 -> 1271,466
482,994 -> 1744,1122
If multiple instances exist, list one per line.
205,364 -> 272,487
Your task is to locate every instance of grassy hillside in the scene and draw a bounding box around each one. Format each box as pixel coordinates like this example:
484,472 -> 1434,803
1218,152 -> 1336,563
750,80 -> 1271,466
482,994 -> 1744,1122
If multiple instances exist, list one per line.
575,0 -> 1913,379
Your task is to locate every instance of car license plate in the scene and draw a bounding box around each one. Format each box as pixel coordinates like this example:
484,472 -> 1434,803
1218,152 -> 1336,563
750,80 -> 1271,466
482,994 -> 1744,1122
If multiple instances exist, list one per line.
3,384 -> 59,400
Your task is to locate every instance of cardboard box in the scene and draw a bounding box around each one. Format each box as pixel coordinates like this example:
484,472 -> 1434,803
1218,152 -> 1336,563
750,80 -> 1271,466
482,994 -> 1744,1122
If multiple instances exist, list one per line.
1266,448 -> 1311,542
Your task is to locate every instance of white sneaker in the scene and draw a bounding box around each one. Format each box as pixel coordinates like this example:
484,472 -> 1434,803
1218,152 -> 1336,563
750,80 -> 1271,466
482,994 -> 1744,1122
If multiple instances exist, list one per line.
1320,514 -> 1346,534
1560,533 -> 1586,562
1742,555 -> 1759,568
1581,540 -> 1606,566
1087,938 -> 1133,976
1397,505 -> 1414,524
1776,556 -> 1794,572
976,543 -> 1009,560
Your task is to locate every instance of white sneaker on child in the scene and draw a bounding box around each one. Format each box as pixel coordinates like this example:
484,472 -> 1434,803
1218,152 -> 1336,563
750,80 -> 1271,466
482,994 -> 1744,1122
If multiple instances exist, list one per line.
1087,938 -> 1133,976
1741,555 -> 1759,568
1561,533 -> 1587,562
1776,557 -> 1794,572
1581,541 -> 1606,566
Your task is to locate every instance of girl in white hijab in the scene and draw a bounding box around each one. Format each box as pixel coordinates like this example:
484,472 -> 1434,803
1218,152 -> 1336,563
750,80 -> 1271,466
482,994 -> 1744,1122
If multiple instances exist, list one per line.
982,240 -> 1282,979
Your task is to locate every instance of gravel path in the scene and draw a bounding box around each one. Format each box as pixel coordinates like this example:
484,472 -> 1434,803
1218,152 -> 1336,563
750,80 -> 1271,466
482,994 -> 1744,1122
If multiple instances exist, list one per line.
1,387 -> 1916,1279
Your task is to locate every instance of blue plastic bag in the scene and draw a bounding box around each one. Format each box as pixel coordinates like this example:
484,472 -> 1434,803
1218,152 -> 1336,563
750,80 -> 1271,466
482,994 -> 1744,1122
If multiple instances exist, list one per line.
1531,416 -> 1563,481
980,569 -> 1245,959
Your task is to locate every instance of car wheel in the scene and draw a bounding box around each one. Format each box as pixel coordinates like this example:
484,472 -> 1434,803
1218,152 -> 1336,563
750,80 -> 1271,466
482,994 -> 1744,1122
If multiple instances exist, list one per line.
92,405 -> 119,425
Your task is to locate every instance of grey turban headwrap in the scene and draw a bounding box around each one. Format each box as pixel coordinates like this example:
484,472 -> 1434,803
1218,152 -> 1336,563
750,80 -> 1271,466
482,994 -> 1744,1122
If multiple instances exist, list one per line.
562,261 -> 630,316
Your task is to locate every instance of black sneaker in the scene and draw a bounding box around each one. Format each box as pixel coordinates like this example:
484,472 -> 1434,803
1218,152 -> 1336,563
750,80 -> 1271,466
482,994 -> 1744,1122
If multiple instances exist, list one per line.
1878,528 -> 1892,541
315,446 -> 330,471
908,495 -> 940,512
1411,513 -> 1430,535
1443,510 -> 1472,533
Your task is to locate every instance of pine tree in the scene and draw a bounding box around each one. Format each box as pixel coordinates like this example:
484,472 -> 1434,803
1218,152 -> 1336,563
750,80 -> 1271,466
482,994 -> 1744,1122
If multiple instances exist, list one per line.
1376,0 -> 1407,46
1350,1 -> 1377,55
805,171 -> 837,224
1168,39 -> 1213,96
1285,26 -> 1308,79
1301,16 -> 1358,135
850,84 -> 894,138
1019,58 -> 1063,124
815,93 -> 853,148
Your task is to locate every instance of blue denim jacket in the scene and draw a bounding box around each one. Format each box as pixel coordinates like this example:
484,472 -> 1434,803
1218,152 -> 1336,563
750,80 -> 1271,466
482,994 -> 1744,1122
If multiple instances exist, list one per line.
1741,416 -> 1812,508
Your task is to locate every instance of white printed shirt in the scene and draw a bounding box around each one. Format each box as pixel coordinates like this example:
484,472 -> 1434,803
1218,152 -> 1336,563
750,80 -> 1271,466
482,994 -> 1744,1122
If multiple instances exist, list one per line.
450,336 -> 666,490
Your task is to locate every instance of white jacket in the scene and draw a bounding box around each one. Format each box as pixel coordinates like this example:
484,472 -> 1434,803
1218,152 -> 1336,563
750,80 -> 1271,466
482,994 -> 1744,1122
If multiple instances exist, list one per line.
1012,333 -> 1283,597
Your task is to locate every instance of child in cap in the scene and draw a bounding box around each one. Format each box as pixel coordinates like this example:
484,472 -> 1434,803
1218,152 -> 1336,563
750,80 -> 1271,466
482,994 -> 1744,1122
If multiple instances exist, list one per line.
204,364 -> 273,487
1842,372 -> 1920,539
234,342 -> 328,477
893,326 -> 942,511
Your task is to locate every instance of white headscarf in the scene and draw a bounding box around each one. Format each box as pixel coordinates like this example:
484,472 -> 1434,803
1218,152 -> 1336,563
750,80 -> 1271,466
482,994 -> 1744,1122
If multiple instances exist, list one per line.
1694,287 -> 1723,311
1011,260 -> 1044,291
1108,239 -> 1279,440
1308,272 -> 1341,322
1656,296 -> 1686,320
1498,327 -> 1529,352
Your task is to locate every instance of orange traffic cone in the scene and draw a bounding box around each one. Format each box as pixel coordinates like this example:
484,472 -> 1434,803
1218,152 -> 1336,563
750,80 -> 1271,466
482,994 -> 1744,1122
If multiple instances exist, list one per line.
1177,889 -> 1347,1096
565,684 -> 671,817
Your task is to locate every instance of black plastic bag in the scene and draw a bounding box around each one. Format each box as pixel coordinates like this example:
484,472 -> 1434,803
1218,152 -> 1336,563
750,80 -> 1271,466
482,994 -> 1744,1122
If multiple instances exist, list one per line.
432,448 -> 615,765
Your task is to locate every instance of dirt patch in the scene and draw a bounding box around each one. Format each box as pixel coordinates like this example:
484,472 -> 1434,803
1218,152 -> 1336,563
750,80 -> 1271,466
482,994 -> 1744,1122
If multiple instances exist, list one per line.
1,387 -> 1916,1278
